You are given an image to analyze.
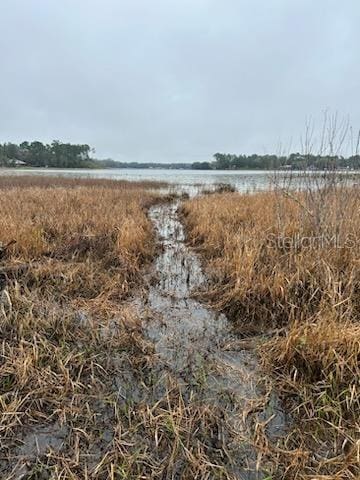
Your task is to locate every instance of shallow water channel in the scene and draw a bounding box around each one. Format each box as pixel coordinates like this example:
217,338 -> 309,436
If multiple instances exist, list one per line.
141,200 -> 287,479
3,197 -> 288,479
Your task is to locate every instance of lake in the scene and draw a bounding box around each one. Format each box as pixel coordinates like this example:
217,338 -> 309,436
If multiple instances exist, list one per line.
1,168 -> 358,195
0,168 -> 282,193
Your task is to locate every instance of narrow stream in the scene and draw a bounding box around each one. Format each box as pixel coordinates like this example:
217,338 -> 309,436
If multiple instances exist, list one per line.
142,200 -> 287,479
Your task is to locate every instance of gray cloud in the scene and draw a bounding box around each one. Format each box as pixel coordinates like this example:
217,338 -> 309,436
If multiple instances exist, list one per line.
0,0 -> 359,161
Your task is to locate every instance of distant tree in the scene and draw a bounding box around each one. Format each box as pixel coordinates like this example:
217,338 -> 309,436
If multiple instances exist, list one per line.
3,143 -> 20,160
192,161 -> 212,170
213,153 -> 231,170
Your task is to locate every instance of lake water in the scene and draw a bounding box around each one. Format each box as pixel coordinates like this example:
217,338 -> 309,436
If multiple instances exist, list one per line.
1,168 -> 358,195
0,168 -> 280,193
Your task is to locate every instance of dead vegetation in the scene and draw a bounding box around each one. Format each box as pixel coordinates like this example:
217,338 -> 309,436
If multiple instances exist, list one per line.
0,177 -> 162,311
0,175 -> 167,191
2,173 -> 358,478
1,287 -> 250,479
0,176 -> 164,478
0,176 -> 272,479
182,183 -> 360,478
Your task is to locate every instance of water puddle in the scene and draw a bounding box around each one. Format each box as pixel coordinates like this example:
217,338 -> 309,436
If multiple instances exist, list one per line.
140,200 -> 288,478
4,423 -> 68,479
145,204 -> 231,378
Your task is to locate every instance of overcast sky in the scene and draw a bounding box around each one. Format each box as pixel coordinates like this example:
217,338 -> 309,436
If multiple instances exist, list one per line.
0,0 -> 359,162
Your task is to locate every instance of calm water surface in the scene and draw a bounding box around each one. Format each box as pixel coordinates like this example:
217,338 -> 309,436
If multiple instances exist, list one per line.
0,168 -> 280,192
1,168 -> 358,194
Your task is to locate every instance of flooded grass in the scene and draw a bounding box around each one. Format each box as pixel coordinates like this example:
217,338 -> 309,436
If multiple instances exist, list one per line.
183,187 -> 360,479
0,177 -> 291,479
136,201 -> 288,479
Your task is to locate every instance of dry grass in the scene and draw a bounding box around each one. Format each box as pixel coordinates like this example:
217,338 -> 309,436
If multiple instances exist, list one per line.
0,176 -> 163,312
0,176 -> 164,478
183,187 -> 360,479
0,175 -> 167,190
2,175 -> 358,478
0,176 -> 253,479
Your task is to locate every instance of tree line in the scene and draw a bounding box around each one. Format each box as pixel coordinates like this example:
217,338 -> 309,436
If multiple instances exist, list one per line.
100,159 -> 192,169
1,142 -> 360,170
0,141 -> 96,168
192,153 -> 360,170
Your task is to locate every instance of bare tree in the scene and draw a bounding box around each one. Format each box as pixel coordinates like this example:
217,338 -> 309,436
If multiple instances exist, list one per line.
272,112 -> 360,244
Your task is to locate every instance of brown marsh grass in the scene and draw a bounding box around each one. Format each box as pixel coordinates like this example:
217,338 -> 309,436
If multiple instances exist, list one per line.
183,187 -> 360,479
0,176 -> 252,479
0,176 -> 163,310
0,176 -> 163,478
0,174 -> 167,190
1,287 -> 239,479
